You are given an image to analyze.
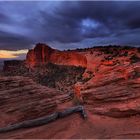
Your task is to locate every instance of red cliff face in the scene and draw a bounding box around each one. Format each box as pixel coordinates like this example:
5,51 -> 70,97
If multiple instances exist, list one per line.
26,43 -> 54,67
26,49 -> 36,67
26,43 -> 87,68
50,51 -> 87,67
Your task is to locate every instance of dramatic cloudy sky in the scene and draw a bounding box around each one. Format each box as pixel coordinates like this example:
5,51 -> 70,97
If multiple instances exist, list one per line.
0,1 -> 140,59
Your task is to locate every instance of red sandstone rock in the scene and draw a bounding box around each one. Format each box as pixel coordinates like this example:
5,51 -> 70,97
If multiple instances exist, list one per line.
50,51 -> 87,67
26,43 -> 87,68
26,49 -> 36,67
26,43 -> 54,67
78,47 -> 140,118
0,76 -> 72,127
1,45 -> 140,139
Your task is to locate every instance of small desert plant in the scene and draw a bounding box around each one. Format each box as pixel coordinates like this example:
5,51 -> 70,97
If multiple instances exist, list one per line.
130,55 -> 140,63
72,95 -> 82,105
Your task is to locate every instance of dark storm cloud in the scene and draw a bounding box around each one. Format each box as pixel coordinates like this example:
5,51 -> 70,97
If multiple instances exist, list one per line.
0,13 -> 10,23
53,1 -> 140,36
0,31 -> 33,50
0,1 -> 140,51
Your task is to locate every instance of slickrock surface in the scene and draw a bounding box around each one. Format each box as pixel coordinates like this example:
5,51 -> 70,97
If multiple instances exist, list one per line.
1,112 -> 140,139
0,76 -> 72,128
79,47 -> 140,118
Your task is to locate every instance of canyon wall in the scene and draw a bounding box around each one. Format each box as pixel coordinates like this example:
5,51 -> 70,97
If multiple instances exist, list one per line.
26,43 -> 87,68
1,44 -> 140,139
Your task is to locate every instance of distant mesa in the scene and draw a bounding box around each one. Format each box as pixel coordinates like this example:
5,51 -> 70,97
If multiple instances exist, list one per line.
26,43 -> 87,68
3,60 -> 24,72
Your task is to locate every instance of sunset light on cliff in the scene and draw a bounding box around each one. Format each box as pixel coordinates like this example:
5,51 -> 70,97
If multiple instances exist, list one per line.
0,49 -> 28,59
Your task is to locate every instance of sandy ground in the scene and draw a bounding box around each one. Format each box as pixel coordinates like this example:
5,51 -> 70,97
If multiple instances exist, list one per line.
0,110 -> 140,139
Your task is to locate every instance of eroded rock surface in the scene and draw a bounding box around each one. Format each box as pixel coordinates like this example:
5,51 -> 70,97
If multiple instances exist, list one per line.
0,76 -> 72,128
26,43 -> 87,68
78,46 -> 140,117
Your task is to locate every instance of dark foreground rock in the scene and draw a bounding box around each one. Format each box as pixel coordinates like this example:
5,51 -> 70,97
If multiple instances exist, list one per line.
0,105 -> 87,133
0,76 -> 73,127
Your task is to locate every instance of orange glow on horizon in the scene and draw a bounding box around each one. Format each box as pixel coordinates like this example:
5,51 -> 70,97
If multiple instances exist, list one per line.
0,49 -> 28,59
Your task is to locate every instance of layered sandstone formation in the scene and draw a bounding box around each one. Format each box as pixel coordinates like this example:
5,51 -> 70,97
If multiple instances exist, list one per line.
0,76 -> 72,128
26,43 -> 87,68
77,46 -> 140,117
1,45 -> 140,138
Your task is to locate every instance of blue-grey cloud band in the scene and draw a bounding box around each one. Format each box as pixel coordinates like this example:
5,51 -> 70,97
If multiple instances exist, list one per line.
0,1 -> 140,50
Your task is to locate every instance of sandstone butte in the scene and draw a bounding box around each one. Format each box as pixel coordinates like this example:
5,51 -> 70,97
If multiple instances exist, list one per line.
26,43 -> 87,68
0,44 -> 140,139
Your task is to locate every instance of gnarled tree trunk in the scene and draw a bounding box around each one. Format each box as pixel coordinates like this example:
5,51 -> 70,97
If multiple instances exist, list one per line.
0,105 -> 87,133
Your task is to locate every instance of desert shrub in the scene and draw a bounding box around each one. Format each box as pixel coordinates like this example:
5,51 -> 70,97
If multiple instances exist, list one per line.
138,47 -> 140,53
104,56 -> 113,60
72,95 -> 82,105
130,55 -> 140,63
39,63 -> 86,90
